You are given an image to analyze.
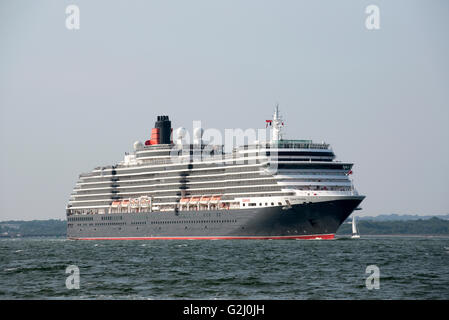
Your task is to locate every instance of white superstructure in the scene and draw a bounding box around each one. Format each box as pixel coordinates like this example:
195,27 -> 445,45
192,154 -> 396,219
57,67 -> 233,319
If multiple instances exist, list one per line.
66,107 -> 362,216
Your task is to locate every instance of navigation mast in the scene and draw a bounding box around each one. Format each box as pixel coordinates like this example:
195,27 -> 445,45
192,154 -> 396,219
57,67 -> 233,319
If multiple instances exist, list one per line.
271,104 -> 284,142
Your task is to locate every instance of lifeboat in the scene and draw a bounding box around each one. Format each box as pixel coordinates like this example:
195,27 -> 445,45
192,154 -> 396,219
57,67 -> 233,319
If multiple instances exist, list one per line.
130,198 -> 140,208
180,197 -> 190,204
111,201 -> 121,207
200,196 -> 211,204
140,196 -> 150,207
189,197 -> 201,205
210,195 -> 221,204
121,200 -> 130,207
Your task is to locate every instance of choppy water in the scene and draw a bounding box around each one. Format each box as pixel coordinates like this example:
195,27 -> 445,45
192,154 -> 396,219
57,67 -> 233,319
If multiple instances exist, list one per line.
0,236 -> 448,299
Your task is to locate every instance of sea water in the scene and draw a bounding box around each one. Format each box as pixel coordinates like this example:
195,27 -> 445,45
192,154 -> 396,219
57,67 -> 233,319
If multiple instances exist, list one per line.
0,236 -> 448,299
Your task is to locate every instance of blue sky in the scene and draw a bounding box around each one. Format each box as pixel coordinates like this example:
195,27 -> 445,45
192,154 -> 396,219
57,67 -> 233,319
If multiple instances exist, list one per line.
1,0 -> 448,220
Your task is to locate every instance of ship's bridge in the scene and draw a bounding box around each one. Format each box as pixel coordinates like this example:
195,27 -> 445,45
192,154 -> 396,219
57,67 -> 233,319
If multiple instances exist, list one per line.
257,139 -> 330,150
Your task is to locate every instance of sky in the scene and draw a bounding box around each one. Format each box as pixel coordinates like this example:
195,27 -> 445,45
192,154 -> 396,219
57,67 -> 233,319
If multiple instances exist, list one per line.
0,0 -> 448,220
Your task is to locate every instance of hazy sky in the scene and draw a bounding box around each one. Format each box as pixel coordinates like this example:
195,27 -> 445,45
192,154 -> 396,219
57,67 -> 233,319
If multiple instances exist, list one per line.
1,0 -> 448,220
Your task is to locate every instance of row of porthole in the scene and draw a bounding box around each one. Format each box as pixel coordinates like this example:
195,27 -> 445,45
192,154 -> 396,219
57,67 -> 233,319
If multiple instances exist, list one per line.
101,216 -> 123,220
150,219 -> 237,225
71,220 -> 237,228
242,202 -> 282,207
68,216 -> 94,221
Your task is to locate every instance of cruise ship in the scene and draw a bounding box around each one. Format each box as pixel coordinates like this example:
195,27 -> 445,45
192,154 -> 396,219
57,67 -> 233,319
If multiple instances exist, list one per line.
66,107 -> 365,240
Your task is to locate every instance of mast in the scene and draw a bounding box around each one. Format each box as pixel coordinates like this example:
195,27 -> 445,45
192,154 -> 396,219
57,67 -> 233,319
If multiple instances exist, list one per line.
271,104 -> 283,142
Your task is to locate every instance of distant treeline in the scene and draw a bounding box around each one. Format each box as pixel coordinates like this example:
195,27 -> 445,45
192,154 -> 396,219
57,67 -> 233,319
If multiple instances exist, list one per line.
1,217 -> 449,238
354,214 -> 449,221
0,220 -> 66,237
337,217 -> 449,235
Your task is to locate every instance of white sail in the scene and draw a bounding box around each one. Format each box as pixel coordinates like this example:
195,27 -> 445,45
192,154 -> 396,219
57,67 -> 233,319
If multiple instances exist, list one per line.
351,216 -> 360,238
352,216 -> 357,234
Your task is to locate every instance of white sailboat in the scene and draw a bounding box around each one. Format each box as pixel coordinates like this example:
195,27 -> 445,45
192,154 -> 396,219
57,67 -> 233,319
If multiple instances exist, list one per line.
351,216 -> 360,239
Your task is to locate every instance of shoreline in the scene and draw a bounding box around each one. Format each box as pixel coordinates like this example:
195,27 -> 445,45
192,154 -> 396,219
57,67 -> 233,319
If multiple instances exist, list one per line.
2,234 -> 449,240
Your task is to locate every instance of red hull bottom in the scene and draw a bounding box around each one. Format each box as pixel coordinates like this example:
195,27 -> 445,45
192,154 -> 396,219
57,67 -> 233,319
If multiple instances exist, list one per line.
69,234 -> 335,241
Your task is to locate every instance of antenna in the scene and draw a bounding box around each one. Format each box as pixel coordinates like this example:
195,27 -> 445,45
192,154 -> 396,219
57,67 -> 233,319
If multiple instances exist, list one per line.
271,104 -> 284,142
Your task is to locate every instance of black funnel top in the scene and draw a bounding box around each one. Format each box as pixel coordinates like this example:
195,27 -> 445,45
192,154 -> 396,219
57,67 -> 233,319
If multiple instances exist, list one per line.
155,115 -> 171,144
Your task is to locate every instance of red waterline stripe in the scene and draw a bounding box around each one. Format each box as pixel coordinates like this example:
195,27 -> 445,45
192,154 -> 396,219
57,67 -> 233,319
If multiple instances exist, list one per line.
69,234 -> 335,241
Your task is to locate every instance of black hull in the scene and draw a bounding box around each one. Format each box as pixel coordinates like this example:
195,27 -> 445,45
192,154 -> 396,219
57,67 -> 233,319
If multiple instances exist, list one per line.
67,198 -> 362,240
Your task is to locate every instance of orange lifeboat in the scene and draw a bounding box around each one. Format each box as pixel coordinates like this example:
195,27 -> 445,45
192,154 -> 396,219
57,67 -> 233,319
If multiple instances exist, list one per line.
140,197 -> 150,207
180,197 -> 190,204
200,196 -> 211,203
130,198 -> 139,208
111,201 -> 121,207
189,197 -> 201,204
121,200 -> 130,207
